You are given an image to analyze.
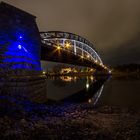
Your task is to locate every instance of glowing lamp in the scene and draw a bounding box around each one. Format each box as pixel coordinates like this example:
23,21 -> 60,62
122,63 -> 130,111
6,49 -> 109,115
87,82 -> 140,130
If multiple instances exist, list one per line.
86,83 -> 89,89
88,99 -> 92,103
19,36 -> 23,39
57,46 -> 61,50
65,42 -> 71,48
109,70 -> 112,74
18,45 -> 22,49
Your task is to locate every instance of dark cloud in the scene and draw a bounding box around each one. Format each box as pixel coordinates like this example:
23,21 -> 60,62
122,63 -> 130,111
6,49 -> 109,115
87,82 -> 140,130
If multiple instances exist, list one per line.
103,33 -> 140,65
2,0 -> 140,65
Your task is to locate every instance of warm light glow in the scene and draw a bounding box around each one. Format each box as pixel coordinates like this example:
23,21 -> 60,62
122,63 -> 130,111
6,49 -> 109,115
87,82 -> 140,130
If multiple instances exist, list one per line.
90,76 -> 94,81
86,83 -> 89,89
104,66 -> 107,69
60,68 -> 72,74
109,70 -> 112,74
81,56 -> 84,59
65,42 -> 71,48
88,99 -> 92,103
89,68 -> 94,72
74,76 -> 77,82
87,55 -> 90,58
60,76 -> 72,82
43,71 -> 46,74
100,63 -> 103,66
95,60 -> 97,63
73,69 -> 78,73
54,43 -> 62,50
57,46 -> 61,50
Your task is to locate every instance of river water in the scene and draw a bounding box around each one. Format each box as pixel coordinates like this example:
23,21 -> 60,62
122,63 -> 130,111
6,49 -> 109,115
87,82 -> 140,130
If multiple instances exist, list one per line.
45,75 -> 140,108
0,75 -> 140,108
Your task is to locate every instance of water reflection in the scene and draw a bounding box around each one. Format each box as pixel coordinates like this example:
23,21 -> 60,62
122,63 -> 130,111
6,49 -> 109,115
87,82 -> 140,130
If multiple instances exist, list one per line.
0,77 -> 47,103
96,77 -> 140,108
60,76 -> 77,82
0,76 -> 108,107
86,82 -> 90,90
92,85 -> 104,105
60,76 -> 106,104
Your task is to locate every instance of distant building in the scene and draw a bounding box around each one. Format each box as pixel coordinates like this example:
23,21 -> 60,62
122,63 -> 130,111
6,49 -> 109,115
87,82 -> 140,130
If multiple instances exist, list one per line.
0,2 -> 41,75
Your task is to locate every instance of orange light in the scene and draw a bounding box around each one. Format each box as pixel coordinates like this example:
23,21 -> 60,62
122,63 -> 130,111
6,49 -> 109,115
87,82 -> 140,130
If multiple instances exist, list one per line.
65,42 -> 71,48
54,43 -> 61,50
57,46 -> 61,50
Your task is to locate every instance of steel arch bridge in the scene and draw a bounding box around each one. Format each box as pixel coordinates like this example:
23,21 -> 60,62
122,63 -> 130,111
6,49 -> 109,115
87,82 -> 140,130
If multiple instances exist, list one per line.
40,31 -> 103,65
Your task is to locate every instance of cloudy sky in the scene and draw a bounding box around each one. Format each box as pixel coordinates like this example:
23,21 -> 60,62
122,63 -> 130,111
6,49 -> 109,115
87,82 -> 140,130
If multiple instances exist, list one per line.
2,0 -> 140,65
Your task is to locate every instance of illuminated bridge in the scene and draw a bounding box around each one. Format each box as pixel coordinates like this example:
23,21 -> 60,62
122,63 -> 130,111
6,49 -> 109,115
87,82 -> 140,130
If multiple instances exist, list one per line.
40,31 -> 108,71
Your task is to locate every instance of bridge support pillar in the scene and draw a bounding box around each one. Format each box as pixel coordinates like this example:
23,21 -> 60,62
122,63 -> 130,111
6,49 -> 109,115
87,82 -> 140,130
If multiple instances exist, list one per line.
0,2 -> 42,76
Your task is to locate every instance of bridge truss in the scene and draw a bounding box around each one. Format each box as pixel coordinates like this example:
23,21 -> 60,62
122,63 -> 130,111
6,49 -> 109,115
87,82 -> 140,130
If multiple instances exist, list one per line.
40,31 -> 103,66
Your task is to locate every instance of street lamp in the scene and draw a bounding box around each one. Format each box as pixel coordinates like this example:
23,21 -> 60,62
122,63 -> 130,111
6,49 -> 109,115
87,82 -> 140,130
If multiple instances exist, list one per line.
65,42 -> 71,48
87,54 -> 90,58
57,46 -> 61,50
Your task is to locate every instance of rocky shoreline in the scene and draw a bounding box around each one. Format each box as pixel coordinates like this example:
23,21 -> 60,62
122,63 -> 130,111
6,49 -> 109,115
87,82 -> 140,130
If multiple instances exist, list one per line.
0,98 -> 140,140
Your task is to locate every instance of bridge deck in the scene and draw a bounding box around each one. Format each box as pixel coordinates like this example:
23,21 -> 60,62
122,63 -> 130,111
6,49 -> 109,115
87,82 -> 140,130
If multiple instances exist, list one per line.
41,44 -> 105,71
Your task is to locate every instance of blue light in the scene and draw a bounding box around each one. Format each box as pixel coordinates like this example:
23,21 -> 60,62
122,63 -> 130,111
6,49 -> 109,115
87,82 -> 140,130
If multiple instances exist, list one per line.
19,36 -> 22,39
18,45 -> 22,49
0,30 -> 41,71
23,46 -> 28,52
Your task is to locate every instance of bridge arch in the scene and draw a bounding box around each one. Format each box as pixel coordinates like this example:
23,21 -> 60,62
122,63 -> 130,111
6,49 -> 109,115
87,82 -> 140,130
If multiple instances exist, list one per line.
40,31 -> 103,65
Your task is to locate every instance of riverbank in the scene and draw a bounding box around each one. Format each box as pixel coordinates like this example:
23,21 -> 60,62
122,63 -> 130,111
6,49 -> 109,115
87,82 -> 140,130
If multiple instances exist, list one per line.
0,99 -> 139,140
111,71 -> 140,79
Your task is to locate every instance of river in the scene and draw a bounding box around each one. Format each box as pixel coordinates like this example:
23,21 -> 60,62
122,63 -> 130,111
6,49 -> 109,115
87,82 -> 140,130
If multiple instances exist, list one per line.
45,75 -> 140,108
1,75 -> 140,108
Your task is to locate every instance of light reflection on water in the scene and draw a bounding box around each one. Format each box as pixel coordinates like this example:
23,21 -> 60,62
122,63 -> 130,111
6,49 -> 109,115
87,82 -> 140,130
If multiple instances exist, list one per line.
46,76 -> 106,104
96,77 -> 140,108
0,76 -> 140,108
0,76 -> 107,106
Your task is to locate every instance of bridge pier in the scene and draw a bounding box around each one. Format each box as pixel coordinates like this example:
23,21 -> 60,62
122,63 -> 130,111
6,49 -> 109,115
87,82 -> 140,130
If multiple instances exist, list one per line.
0,2 -> 42,77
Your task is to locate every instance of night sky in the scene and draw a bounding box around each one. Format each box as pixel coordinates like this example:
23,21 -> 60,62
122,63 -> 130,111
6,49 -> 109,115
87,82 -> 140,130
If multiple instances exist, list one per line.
3,0 -> 140,65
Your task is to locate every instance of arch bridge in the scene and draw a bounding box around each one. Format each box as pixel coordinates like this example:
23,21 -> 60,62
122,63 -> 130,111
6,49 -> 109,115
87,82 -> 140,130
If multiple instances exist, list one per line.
40,31 -> 108,71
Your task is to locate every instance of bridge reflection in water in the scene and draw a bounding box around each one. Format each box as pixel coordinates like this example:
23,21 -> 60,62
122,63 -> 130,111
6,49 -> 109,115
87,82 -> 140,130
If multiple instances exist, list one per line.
0,76 -> 107,106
